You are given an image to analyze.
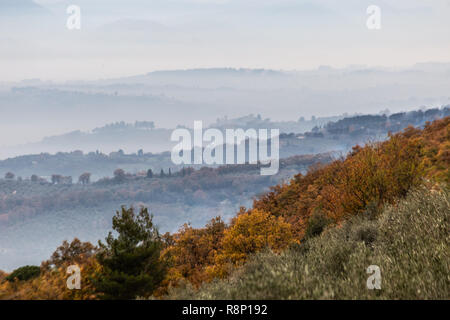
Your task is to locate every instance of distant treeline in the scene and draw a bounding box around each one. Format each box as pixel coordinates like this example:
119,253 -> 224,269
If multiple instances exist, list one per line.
0,106 -> 448,180
0,153 -> 331,226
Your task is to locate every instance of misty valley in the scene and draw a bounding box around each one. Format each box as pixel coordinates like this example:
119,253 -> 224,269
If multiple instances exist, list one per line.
1,0 -> 449,303
0,106 -> 448,271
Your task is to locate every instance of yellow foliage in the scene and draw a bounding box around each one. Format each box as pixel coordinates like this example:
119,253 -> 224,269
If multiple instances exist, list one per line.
0,239 -> 101,300
0,257 -> 100,300
160,217 -> 226,292
210,209 -> 293,278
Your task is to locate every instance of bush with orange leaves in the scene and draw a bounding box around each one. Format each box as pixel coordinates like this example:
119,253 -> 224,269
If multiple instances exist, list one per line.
161,209 -> 293,290
417,117 -> 450,182
208,209 -> 293,278
0,238 -> 100,300
159,217 -> 226,293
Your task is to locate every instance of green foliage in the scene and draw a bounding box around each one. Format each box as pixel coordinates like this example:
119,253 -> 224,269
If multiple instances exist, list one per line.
167,186 -> 449,299
94,207 -> 167,300
304,211 -> 331,239
6,265 -> 40,282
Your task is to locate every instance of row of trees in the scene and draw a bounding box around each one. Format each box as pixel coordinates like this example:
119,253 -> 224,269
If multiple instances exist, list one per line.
3,167 -> 192,186
3,172 -> 91,185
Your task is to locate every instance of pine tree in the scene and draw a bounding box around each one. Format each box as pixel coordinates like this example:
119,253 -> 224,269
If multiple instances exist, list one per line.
94,207 -> 166,299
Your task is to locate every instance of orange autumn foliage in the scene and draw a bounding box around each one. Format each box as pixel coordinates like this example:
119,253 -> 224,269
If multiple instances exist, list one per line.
0,238 -> 100,300
254,118 -> 449,238
209,209 -> 293,278
0,257 -> 100,300
161,217 -> 226,289
161,209 -> 293,288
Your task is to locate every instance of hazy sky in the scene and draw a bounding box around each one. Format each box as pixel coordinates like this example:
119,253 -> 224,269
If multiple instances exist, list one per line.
1,0 -> 450,81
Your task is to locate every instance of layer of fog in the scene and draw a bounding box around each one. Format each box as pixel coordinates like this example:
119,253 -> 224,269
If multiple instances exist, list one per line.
1,65 -> 449,159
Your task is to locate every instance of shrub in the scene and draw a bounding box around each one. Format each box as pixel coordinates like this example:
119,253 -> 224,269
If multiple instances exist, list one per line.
210,209 -> 293,278
6,266 -> 40,282
304,211 -> 332,239
161,217 -> 226,290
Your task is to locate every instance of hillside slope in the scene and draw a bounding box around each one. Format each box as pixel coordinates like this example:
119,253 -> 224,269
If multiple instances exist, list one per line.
254,116 -> 449,238
160,117 -> 449,290
0,117 -> 448,299
168,186 -> 449,299
0,154 -> 330,271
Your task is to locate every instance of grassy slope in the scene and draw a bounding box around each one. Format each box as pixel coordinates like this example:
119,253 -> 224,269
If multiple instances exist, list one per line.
168,186 -> 449,299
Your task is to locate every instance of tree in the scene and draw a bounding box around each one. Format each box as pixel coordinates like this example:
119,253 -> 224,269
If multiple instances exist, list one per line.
31,174 -> 39,182
78,172 -> 91,185
113,169 -> 126,182
162,217 -> 226,288
160,169 -> 165,178
51,174 -> 63,185
37,239 -> 100,300
42,238 -> 97,269
146,169 -> 153,179
94,207 -> 166,299
212,209 -> 293,277
61,176 -> 72,185
6,265 -> 40,282
4,172 -> 14,180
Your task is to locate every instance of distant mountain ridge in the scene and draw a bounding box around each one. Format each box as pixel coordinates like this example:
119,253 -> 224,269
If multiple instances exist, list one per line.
146,68 -> 286,77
